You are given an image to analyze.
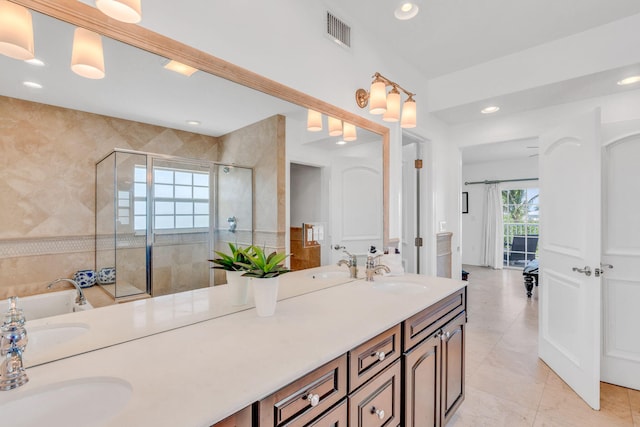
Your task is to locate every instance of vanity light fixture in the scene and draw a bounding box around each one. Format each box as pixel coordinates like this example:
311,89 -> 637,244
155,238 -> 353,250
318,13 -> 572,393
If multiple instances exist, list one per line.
71,27 -> 105,79
0,0 -> 35,60
95,0 -> 142,24
356,72 -> 417,128
23,81 -> 42,89
394,1 -> 420,20
307,109 -> 323,131
481,106 -> 500,114
617,75 -> 640,86
163,59 -> 198,77
343,122 -> 357,141
328,116 -> 343,136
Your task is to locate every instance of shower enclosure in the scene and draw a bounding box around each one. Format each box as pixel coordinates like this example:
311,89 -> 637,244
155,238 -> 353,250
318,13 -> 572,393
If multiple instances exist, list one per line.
96,149 -> 253,300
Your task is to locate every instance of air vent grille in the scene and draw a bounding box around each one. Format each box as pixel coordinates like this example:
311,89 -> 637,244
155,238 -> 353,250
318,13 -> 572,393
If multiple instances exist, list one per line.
326,11 -> 351,47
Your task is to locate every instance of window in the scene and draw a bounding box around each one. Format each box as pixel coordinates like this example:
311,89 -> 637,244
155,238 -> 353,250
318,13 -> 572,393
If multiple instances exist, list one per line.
503,188 -> 539,267
134,166 -> 210,232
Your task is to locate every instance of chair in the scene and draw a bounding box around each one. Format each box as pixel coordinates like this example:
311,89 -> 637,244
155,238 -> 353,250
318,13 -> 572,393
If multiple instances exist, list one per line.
504,235 -> 538,266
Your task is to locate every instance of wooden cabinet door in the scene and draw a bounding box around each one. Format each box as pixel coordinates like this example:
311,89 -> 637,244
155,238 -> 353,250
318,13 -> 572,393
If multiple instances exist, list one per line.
348,360 -> 401,427
403,333 -> 441,427
306,399 -> 348,427
440,312 -> 465,424
211,405 -> 252,427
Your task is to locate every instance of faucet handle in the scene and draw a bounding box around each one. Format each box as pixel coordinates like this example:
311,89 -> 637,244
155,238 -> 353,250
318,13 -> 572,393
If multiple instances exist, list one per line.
3,297 -> 26,327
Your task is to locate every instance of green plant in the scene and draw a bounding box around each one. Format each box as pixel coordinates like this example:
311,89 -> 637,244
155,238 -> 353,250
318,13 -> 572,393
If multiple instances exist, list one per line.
238,245 -> 290,278
208,243 -> 250,272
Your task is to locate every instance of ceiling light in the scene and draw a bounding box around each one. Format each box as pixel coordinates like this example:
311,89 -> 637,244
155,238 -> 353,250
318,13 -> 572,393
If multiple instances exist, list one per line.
481,106 -> 500,114
25,58 -> 44,66
328,117 -> 342,136
343,122 -> 357,141
186,120 -> 200,126
23,81 -> 42,89
394,2 -> 419,20
163,60 -> 198,77
307,109 -> 323,132
0,0 -> 35,60
356,72 -> 418,127
617,76 -> 640,86
71,27 -> 105,79
336,140 -> 347,145
95,0 -> 142,24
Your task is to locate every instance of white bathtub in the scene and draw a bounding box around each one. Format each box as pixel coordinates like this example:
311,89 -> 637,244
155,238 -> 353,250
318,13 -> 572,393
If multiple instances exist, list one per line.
0,290 -> 93,321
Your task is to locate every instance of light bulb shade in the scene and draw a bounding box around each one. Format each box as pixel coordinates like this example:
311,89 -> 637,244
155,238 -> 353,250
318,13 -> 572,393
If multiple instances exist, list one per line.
0,1 -> 34,60
96,0 -> 142,24
307,109 -> 322,132
369,79 -> 387,114
383,89 -> 401,122
71,28 -> 105,79
401,97 -> 417,128
343,122 -> 357,141
328,116 -> 342,136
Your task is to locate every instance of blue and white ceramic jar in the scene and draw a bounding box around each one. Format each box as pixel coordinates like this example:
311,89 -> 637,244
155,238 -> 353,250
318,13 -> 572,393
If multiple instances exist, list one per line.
73,269 -> 96,288
97,267 -> 116,284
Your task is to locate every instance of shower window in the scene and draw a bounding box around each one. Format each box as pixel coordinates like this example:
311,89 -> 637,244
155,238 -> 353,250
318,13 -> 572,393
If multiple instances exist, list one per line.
133,166 -> 210,232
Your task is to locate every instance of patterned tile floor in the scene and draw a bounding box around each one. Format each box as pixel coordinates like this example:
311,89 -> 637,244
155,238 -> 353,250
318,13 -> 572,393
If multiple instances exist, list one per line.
449,265 -> 640,427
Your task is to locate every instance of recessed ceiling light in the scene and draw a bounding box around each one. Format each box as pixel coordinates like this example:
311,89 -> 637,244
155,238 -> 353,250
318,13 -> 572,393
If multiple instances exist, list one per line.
25,58 -> 45,66
163,60 -> 198,77
394,2 -> 419,20
617,75 -> 640,86
336,140 -> 347,145
186,120 -> 200,126
481,106 -> 500,114
23,81 -> 42,89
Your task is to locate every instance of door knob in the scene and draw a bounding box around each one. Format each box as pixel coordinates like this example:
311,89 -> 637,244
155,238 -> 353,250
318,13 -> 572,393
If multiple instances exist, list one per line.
572,266 -> 592,276
595,263 -> 613,277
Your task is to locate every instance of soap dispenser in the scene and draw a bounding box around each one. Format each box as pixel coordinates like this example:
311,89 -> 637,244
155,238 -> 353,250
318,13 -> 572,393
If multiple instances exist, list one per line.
0,296 -> 29,390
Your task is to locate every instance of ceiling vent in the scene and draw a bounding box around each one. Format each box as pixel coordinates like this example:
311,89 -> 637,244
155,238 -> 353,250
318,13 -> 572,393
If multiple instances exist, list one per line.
326,11 -> 351,48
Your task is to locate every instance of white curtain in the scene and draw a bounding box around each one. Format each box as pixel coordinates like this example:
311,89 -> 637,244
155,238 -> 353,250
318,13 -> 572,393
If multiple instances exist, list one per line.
481,184 -> 504,269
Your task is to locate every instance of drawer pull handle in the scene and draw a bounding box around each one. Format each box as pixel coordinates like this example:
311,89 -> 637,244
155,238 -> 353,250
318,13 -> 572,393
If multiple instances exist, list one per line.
371,407 -> 385,420
372,351 -> 386,361
305,393 -> 320,407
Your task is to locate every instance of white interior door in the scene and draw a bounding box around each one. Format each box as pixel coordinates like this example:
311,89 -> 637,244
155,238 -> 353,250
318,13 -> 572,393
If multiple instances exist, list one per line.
539,109 -> 602,409
402,143 -> 418,274
600,122 -> 640,391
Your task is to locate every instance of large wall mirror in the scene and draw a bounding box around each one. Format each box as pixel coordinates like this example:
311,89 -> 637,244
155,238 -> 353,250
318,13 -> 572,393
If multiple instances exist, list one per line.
0,0 -> 389,366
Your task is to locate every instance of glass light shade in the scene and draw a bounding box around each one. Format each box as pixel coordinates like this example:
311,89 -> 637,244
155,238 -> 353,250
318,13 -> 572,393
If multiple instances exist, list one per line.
0,1 -> 34,60
343,122 -> 357,141
400,97 -> 417,128
71,28 -> 105,79
369,79 -> 387,114
328,116 -> 342,136
307,109 -> 323,132
383,89 -> 401,122
96,0 -> 142,24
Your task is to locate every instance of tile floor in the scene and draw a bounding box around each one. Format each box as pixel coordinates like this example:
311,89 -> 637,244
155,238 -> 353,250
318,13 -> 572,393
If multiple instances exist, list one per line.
448,265 -> 640,427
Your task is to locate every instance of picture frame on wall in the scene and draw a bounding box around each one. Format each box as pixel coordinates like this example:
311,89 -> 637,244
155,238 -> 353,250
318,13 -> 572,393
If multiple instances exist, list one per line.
462,192 -> 469,214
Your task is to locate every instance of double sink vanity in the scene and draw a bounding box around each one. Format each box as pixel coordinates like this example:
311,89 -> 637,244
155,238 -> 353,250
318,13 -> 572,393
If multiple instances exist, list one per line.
0,268 -> 466,427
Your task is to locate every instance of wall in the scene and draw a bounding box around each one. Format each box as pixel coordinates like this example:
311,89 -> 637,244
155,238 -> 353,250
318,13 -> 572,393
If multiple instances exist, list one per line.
0,96 -> 219,299
461,157 -> 539,266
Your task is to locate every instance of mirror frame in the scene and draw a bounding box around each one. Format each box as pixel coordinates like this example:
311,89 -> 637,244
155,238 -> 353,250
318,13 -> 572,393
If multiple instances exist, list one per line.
11,0 -> 390,248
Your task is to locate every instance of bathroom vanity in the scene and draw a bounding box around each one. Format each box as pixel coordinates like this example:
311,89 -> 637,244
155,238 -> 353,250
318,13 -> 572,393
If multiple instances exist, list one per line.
0,273 -> 465,427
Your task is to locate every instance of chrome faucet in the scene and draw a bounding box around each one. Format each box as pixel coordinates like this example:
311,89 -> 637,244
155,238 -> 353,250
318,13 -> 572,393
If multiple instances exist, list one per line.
0,297 -> 28,390
47,278 -> 87,305
365,255 -> 390,282
337,250 -> 358,279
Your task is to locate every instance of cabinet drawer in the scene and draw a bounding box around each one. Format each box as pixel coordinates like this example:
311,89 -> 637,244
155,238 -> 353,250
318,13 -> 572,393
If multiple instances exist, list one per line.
349,324 -> 401,392
306,399 -> 347,427
348,359 -> 401,427
403,289 -> 466,352
211,405 -> 252,427
258,354 -> 347,427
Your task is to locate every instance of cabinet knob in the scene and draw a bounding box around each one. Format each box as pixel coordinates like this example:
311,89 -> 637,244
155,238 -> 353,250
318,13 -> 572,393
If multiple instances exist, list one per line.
372,351 -> 386,361
441,331 -> 450,341
371,407 -> 385,420
305,393 -> 320,407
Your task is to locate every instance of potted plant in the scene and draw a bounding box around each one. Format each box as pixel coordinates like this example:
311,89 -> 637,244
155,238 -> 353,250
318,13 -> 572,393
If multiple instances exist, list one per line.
209,243 -> 251,305
239,245 -> 290,316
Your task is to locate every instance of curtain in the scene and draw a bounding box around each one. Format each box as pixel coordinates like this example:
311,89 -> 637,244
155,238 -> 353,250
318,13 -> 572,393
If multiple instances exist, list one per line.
481,184 -> 504,269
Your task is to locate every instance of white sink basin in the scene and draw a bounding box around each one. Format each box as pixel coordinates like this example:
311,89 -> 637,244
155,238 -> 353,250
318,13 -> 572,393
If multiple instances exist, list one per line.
372,281 -> 429,294
27,323 -> 90,354
306,271 -> 349,280
0,377 -> 132,427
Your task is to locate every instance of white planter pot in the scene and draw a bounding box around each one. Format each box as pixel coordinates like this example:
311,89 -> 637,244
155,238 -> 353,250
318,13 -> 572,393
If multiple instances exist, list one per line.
252,277 -> 279,317
226,270 -> 249,306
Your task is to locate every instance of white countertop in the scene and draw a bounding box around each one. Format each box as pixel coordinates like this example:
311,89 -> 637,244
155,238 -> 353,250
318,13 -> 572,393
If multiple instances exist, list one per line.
2,273 -> 465,427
